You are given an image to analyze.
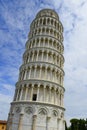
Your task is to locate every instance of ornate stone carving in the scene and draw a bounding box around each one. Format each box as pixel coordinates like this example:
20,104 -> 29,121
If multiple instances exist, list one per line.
15,107 -> 21,113
52,110 -> 58,117
38,109 -> 47,115
25,107 -> 33,115
61,112 -> 64,118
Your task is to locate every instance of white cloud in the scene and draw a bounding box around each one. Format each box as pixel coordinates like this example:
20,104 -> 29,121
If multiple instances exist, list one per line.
0,93 -> 13,103
0,93 -> 13,120
2,84 -> 14,91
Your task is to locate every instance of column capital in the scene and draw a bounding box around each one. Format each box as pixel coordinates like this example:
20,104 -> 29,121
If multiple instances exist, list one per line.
32,114 -> 37,130
20,113 -> 24,116
12,113 -> 14,116
54,87 -> 57,91
40,65 -> 42,69
56,89 -> 59,94
35,65 -> 37,68
42,50 -> 44,53
20,84 -> 23,88
26,84 -> 29,87
45,66 -> 48,69
44,85 -> 46,89
30,66 -> 32,69
50,67 -> 53,71
38,84 -> 40,88
33,114 -> 37,118
47,116 -> 51,120
49,86 -> 52,90
32,84 -> 34,88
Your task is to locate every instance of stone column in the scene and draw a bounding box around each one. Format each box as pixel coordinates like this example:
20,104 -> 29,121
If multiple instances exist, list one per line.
39,66 -> 42,79
60,59 -> 62,68
62,74 -> 63,86
47,52 -> 48,62
32,51 -> 34,61
39,39 -> 40,47
61,74 -> 63,85
61,93 -> 64,107
55,70 -> 57,83
58,118 -> 65,130
57,91 -> 60,105
59,56 -> 61,67
34,66 -> 37,78
30,85 -> 34,101
51,53 -> 53,63
34,52 -> 37,61
53,70 -> 54,82
56,72 -> 58,84
13,89 -> 17,101
54,88 -> 56,104
49,87 -> 51,103
29,52 -> 31,62
18,72 -> 21,81
42,51 -> 44,61
57,118 -> 60,130
47,39 -> 49,47
45,67 -> 47,80
27,54 -> 30,62
50,68 -> 52,81
63,120 -> 65,130
29,67 -> 32,79
46,18 -> 47,25
22,71 -> 24,80
46,116 -> 50,130
55,54 -> 57,65
60,74 -> 62,85
36,51 -> 39,61
9,113 -> 14,130
37,85 -> 40,101
19,87 -> 23,100
54,70 -> 56,82
24,70 -> 26,80
58,72 -> 60,84
16,89 -> 19,101
18,114 -> 24,130
60,92 -> 61,106
24,86 -> 28,100
32,115 -> 37,130
20,71 -> 22,80
44,86 -> 46,102
25,70 -> 28,79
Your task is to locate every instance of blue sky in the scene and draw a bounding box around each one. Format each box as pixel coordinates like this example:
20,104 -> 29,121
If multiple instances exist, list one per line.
0,0 -> 87,125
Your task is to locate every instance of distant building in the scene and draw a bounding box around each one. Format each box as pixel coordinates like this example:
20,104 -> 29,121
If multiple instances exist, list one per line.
7,9 -> 65,130
0,120 -> 7,130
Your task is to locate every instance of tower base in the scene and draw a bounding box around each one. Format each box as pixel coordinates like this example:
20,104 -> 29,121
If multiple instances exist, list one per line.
7,102 -> 65,130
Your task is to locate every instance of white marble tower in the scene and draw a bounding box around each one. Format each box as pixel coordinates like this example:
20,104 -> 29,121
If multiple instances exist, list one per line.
7,9 -> 65,130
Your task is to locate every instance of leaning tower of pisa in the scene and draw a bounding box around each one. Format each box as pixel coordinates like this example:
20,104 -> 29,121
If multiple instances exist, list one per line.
7,9 -> 65,130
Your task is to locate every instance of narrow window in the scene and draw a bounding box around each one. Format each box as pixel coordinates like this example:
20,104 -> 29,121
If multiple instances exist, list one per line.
32,94 -> 37,101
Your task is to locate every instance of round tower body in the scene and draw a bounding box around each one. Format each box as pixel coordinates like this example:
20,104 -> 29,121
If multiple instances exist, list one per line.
7,9 -> 65,130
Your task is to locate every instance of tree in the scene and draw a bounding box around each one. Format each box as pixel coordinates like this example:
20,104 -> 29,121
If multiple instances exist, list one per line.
69,118 -> 87,130
70,118 -> 79,130
65,121 -> 68,130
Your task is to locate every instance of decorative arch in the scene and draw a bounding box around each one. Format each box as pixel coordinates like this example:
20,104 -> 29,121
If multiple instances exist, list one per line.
38,107 -> 48,116
24,107 -> 33,115
52,110 -> 58,117
15,107 -> 21,113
